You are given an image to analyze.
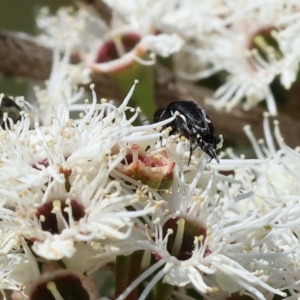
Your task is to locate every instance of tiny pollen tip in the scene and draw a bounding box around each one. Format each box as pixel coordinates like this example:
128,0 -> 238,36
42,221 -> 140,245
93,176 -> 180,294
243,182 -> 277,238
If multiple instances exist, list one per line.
274,120 -> 279,125
149,52 -> 155,59
243,125 -> 251,131
53,200 -> 62,209
251,48 -> 258,55
198,235 -> 204,242
134,79 -> 139,84
263,112 -> 269,118
47,281 -> 56,290
270,29 -> 277,38
153,217 -> 160,224
258,138 -> 264,144
89,83 -> 95,89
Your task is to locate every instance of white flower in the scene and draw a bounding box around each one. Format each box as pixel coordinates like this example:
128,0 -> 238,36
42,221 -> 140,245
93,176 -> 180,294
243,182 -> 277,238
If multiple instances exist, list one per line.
226,114 -> 300,247
113,146 -> 289,300
205,39 -> 278,114
0,239 -> 39,298
140,34 -> 183,58
174,0 -> 300,115
0,238 -> 101,299
37,5 -> 183,74
32,50 -> 90,125
3,2 -> 300,297
0,80 -> 178,261
24,262 -> 99,300
234,113 -> 300,202
36,1 -> 300,114
36,6 -> 107,52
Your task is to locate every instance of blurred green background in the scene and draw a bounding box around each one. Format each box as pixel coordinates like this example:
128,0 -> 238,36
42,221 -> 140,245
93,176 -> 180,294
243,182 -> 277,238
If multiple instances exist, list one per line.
0,0 -> 71,96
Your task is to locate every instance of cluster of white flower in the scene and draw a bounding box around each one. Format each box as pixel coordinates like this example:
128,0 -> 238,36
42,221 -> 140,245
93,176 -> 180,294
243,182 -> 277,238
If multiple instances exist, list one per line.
0,49 -> 300,300
36,1 -> 300,115
36,4 -> 184,74
1,2 -> 300,300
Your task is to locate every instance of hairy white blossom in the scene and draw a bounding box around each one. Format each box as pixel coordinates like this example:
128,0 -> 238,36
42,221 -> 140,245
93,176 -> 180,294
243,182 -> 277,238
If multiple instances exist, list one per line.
110,143 -> 290,300
37,5 -> 183,74
36,1 -> 300,114
0,81 -> 175,263
2,2 -> 300,299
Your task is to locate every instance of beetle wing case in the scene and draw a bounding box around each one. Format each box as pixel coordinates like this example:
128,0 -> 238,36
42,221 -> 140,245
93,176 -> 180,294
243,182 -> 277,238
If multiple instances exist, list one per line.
155,100 -> 219,164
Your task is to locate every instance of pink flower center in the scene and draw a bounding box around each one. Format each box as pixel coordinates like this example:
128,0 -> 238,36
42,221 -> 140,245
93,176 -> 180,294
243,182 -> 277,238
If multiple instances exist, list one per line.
123,153 -> 166,167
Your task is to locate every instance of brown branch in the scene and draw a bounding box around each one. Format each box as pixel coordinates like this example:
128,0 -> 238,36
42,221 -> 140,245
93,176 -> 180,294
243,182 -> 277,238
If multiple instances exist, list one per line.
0,30 -> 52,80
0,29 -> 299,148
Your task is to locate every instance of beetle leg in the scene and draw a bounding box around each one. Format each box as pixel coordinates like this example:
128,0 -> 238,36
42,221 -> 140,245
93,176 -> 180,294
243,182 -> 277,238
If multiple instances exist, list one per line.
188,142 -> 193,166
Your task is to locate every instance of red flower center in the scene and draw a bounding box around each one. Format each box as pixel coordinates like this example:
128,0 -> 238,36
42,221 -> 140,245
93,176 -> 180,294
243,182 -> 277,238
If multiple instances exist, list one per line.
30,273 -> 90,300
96,33 -> 141,63
162,217 -> 209,261
36,200 -> 85,235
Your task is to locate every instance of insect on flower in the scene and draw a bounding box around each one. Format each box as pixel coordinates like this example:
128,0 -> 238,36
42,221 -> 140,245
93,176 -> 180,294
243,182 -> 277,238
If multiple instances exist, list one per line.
155,100 -> 219,164
0,95 -> 22,129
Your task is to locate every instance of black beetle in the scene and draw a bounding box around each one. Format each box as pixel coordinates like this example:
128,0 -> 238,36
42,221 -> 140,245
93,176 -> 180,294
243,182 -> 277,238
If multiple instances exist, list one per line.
0,95 -> 22,129
156,100 -> 219,164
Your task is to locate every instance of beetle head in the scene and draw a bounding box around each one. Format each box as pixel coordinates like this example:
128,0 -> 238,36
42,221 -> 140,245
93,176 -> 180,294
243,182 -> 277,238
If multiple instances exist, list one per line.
198,135 -> 219,163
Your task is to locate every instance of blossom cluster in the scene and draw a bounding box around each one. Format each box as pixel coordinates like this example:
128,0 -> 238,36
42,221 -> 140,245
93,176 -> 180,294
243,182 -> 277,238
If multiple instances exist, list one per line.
36,0 -> 300,115
0,49 -> 300,300
1,1 -> 300,300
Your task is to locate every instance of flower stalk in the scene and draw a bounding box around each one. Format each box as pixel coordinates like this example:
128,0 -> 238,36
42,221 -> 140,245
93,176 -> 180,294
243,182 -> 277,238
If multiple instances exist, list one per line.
115,255 -> 132,299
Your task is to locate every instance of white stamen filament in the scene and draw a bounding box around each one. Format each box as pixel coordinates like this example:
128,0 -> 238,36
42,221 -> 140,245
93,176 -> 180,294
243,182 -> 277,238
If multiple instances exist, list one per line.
65,199 -> 74,227
116,258 -> 168,300
132,144 -> 139,162
263,114 -> 276,155
119,80 -> 139,109
243,125 -> 264,159
171,218 -> 185,257
138,266 -> 170,300
112,35 -> 126,58
47,281 -> 64,300
52,200 -> 68,232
